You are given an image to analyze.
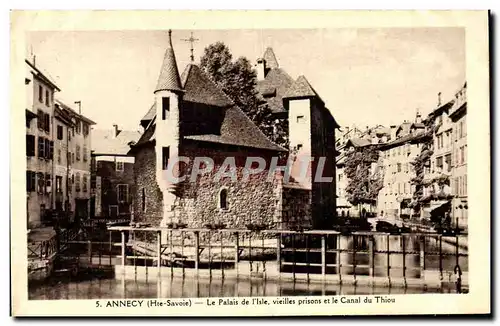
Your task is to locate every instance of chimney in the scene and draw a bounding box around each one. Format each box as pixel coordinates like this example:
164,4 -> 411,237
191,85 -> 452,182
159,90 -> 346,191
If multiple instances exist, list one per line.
415,108 -> 422,124
437,92 -> 442,107
390,125 -> 397,140
256,58 -> 266,80
113,124 -> 120,138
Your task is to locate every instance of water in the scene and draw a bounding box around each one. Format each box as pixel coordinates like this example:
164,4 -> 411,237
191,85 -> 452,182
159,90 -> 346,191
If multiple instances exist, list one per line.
29,275 -> 459,300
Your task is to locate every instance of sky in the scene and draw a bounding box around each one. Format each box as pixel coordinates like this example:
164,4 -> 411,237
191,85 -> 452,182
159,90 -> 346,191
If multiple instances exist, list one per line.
27,28 -> 465,132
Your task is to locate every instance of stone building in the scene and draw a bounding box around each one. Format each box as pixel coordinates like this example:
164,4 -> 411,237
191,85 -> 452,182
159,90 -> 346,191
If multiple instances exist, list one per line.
377,113 -> 427,221
25,59 -> 59,228
25,58 -> 95,229
91,125 -> 141,218
130,31 -> 339,235
130,31 -> 285,236
54,100 -> 95,223
254,47 -> 339,229
449,83 -> 467,228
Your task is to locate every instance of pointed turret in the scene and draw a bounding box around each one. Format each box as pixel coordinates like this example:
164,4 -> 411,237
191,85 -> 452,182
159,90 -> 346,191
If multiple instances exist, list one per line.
263,47 -> 279,69
155,30 -> 183,94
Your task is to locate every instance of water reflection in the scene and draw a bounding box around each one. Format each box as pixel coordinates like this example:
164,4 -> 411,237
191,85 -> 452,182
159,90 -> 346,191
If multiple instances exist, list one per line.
29,275 -> 455,300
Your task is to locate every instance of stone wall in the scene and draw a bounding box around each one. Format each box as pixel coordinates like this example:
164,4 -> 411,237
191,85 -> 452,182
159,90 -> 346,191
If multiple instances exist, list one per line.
133,144 -> 163,227
174,142 -> 282,229
281,186 -> 312,229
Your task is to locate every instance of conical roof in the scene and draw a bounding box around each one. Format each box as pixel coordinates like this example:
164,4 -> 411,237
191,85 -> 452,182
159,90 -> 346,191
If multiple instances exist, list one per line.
283,75 -> 318,99
154,30 -> 183,93
263,47 -> 279,69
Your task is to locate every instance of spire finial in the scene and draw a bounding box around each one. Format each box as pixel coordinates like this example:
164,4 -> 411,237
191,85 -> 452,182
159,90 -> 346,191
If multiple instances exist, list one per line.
181,31 -> 199,63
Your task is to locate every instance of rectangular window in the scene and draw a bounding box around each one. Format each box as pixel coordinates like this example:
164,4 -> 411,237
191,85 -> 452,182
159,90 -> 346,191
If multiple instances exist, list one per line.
75,173 -> 81,192
44,138 -> 51,159
44,113 -> 50,133
26,135 -> 35,157
38,85 -> 43,103
57,149 -> 61,164
397,163 -> 401,173
117,184 -> 129,203
37,110 -> 44,129
26,171 -> 36,192
57,125 -> 63,140
76,145 -> 81,161
82,175 -> 88,193
460,146 -> 465,164
76,121 -> 81,134
83,123 -> 89,136
109,205 -> 119,218
162,97 -> 170,120
55,176 -> 63,193
436,156 -> 443,171
83,146 -> 88,162
37,172 -> 45,194
38,136 -> 45,158
45,174 -> 51,193
445,154 -> 452,172
45,90 -> 49,106
162,147 -> 169,170
116,161 -> 124,172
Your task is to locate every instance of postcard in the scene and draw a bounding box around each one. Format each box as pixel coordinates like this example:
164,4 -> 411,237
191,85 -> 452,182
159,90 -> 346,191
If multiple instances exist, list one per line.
10,10 -> 490,316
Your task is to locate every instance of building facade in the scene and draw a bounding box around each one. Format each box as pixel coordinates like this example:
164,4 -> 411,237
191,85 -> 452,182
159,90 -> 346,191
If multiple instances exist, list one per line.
25,59 -> 95,229
91,125 -> 141,219
377,114 -> 426,221
25,59 -> 59,228
130,31 -> 339,238
449,83 -> 468,228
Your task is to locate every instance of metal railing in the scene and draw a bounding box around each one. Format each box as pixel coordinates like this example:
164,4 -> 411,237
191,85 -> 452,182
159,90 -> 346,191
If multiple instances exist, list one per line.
93,226 -> 468,291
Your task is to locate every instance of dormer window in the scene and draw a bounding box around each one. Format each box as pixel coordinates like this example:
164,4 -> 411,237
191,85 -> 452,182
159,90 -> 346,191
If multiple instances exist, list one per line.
162,97 -> 170,120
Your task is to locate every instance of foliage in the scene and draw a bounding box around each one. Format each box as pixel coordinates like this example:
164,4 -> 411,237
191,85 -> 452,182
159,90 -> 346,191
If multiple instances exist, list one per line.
200,42 -> 288,147
344,146 -> 382,206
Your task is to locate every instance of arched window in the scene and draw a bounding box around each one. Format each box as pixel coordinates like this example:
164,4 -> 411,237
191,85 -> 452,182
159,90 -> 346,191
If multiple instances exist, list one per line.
219,188 -> 228,210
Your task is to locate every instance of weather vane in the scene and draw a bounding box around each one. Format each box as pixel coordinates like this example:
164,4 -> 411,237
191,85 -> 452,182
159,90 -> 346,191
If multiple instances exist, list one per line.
181,31 -> 199,63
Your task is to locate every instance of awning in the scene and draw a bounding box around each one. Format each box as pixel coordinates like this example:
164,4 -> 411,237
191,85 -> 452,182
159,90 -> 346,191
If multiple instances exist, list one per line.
430,200 -> 450,212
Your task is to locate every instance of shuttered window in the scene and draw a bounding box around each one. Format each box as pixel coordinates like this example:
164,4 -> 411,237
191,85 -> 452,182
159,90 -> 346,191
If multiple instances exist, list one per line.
26,135 -> 35,157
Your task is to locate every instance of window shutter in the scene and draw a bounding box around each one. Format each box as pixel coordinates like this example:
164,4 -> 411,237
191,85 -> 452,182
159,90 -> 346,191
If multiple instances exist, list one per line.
44,138 -> 50,159
45,114 -> 50,133
26,171 -> 30,191
38,136 -> 44,158
49,141 -> 54,160
26,135 -> 35,157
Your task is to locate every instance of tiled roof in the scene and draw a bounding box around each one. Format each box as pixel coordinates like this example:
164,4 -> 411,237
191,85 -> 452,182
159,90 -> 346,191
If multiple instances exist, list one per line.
263,47 -> 279,69
283,75 -> 324,104
141,103 -> 156,124
92,129 -> 142,156
134,105 -> 284,152
55,99 -> 96,125
181,64 -> 234,107
134,62 -> 284,153
256,68 -> 294,114
345,138 -> 372,148
184,105 -> 285,151
380,131 -> 428,150
155,30 -> 183,93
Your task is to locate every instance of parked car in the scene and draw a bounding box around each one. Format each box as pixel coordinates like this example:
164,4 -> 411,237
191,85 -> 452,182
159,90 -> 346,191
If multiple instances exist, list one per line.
375,221 -> 400,234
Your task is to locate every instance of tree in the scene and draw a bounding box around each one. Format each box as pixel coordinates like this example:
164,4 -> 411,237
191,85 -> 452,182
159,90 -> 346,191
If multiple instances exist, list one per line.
344,146 -> 382,216
200,42 -> 287,147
